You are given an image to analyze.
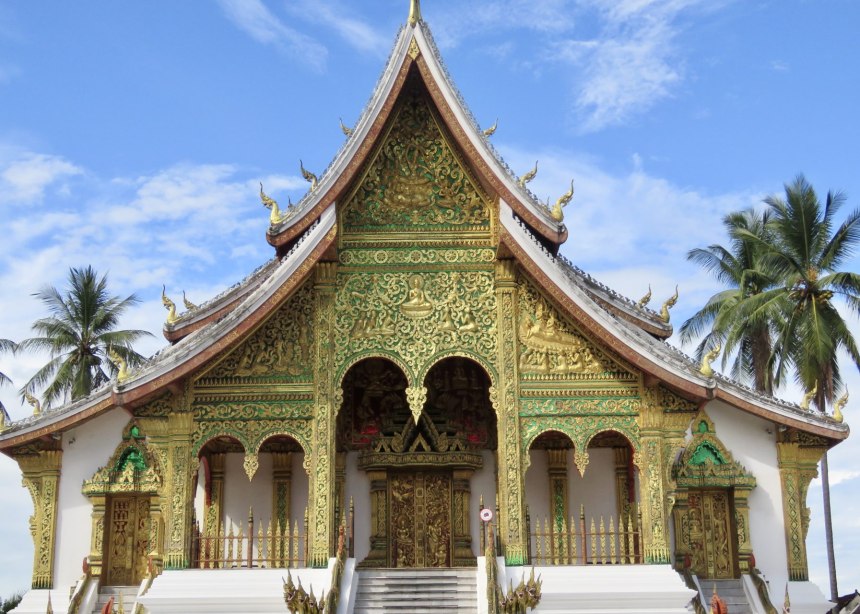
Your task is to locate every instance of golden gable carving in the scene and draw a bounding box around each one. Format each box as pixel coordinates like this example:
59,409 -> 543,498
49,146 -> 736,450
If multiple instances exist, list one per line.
341,81 -> 491,235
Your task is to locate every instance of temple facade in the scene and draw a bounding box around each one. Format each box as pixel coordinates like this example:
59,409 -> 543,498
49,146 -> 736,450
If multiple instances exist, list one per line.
0,4 -> 848,613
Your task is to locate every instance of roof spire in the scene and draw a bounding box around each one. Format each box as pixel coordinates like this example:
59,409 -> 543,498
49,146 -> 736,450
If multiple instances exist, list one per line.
408,0 -> 422,26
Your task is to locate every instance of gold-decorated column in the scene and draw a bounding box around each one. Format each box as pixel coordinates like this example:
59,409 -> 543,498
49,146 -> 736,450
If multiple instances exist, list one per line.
637,390 -> 671,564
17,448 -> 62,589
777,430 -> 827,581
494,259 -> 527,565
310,261 -> 338,567
165,411 -> 195,569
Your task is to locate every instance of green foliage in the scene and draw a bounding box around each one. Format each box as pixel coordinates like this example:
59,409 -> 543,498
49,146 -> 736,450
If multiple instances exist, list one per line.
680,208 -> 781,394
684,175 -> 860,409
0,338 -> 16,389
19,265 -> 153,408
0,591 -> 23,614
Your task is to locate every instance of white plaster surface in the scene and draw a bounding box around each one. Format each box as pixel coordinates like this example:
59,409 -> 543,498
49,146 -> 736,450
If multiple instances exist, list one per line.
499,563 -> 695,613
525,447 -> 625,560
138,566 -> 334,613
706,400 -> 791,602
344,451 -> 370,563
54,408 -> 130,592
470,449 -> 497,556
8,589 -> 69,614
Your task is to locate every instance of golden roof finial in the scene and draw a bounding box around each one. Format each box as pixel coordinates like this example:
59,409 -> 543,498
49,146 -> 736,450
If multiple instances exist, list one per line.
300,160 -> 319,191
260,182 -> 290,225
408,0 -> 422,26
660,286 -> 679,323
700,344 -> 721,378
834,388 -> 848,423
518,161 -> 538,188
551,179 -> 574,221
339,117 -> 354,137
182,291 -> 198,311
637,285 -> 652,308
0,406 -> 8,434
800,380 -> 818,411
107,346 -> 129,384
162,285 -> 178,325
483,118 -> 498,137
24,391 -> 41,416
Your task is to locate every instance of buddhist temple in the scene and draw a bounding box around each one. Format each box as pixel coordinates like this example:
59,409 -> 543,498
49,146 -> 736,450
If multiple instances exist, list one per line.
0,2 -> 847,613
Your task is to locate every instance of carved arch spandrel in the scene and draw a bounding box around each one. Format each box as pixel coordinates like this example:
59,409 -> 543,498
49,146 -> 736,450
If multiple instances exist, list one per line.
520,416 -> 640,477
516,277 -> 638,382
194,282 -> 315,384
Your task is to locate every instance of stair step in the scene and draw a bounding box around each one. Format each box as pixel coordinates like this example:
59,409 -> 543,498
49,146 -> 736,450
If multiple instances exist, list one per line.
700,579 -> 752,614
355,569 -> 478,614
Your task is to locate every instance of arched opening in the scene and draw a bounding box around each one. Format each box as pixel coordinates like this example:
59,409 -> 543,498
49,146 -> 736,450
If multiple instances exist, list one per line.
82,423 -> 163,587
337,356 -> 495,568
193,434 -> 308,568
524,429 -> 641,565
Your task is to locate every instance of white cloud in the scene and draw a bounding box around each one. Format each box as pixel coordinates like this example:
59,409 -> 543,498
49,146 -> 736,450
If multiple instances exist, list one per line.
553,0 -> 719,131
0,152 -> 82,205
0,149 -> 306,419
287,0 -> 389,56
430,0 -> 576,47
217,0 -> 328,71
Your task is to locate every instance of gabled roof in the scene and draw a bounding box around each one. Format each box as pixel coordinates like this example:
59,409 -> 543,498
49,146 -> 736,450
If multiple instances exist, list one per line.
263,17 -> 568,254
500,201 -> 848,439
0,13 -> 849,450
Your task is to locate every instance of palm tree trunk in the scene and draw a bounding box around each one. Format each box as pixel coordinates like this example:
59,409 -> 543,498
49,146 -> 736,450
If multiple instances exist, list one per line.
821,451 -> 838,601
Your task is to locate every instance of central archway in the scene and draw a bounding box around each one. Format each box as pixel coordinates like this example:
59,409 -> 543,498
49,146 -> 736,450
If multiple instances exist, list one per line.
337,356 -> 496,568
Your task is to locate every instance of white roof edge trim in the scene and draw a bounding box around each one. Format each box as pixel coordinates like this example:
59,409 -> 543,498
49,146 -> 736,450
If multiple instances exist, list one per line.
0,387 -> 113,441
500,200 -> 848,435
413,25 -> 560,231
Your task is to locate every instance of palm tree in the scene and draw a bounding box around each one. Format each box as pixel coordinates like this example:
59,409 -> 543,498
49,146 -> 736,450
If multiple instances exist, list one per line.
737,175 -> 860,601
679,209 -> 781,394
0,338 -> 16,389
19,266 -> 153,408
0,338 -> 16,422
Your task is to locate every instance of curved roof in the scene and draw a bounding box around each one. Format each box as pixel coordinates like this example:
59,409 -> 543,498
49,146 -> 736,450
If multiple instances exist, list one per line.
0,16 -> 848,450
264,19 -> 568,252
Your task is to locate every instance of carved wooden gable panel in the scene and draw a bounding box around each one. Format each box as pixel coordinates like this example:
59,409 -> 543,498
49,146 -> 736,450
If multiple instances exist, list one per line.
198,283 -> 315,383
516,280 -> 633,382
340,78 -> 492,239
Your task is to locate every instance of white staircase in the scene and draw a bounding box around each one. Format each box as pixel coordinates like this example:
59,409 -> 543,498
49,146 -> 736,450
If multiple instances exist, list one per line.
91,586 -> 138,614
701,579 -> 752,614
354,568 -> 478,613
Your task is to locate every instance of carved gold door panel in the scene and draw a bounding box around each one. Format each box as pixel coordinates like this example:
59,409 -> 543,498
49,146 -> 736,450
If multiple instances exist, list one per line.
688,490 -> 735,579
390,471 -> 452,568
105,496 -> 151,586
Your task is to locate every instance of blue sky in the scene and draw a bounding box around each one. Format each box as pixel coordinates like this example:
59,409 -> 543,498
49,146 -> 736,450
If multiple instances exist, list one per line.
1,0 -> 859,599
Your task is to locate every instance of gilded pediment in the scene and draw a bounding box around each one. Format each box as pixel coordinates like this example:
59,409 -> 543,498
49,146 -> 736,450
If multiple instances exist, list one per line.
199,283 -> 314,383
517,281 -> 630,379
340,79 -> 491,238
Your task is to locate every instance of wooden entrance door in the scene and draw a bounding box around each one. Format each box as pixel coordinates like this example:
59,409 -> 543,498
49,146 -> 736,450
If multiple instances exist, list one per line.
688,490 -> 736,579
389,471 -> 452,567
105,495 -> 151,586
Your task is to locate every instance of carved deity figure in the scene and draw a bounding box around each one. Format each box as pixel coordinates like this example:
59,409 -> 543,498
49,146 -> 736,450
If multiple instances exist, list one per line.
399,274 -> 434,318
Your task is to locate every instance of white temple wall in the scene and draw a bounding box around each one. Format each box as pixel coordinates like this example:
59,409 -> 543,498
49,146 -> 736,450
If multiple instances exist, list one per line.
344,451 -> 370,562
525,449 -> 550,528
290,452 -> 309,533
705,399 -> 788,593
223,453 -> 273,537
571,447 -> 618,523
525,447 -> 619,533
470,449 -> 497,556
55,408 -> 129,592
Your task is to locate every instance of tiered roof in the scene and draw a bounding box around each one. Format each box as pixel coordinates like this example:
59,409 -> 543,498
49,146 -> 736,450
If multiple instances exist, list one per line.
0,9 -> 847,450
